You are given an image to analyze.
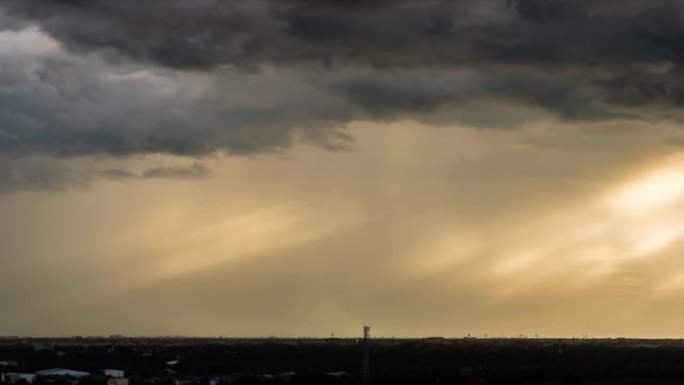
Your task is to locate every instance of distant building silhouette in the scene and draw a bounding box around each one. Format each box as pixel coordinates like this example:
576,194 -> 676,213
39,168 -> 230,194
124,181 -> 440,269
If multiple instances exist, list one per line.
362,326 -> 371,385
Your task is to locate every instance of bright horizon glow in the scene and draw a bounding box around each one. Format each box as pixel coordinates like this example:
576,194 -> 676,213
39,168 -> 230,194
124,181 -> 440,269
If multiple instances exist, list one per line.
610,169 -> 684,216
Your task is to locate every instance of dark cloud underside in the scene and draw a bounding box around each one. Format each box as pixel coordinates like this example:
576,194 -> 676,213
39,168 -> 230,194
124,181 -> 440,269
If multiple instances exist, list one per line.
2,0 -> 682,69
1,0 -> 684,190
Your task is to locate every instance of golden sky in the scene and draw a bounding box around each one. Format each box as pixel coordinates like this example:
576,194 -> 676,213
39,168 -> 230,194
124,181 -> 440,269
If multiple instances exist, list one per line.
3,121 -> 684,337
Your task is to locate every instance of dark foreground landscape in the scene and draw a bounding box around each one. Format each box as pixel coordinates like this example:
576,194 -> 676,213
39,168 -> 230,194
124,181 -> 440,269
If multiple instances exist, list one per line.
2,337 -> 684,385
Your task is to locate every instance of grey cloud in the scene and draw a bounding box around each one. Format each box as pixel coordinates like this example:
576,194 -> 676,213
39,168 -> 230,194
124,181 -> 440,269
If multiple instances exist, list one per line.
0,158 -> 89,193
325,68 -> 633,124
0,0 -> 683,171
2,0 -> 682,69
142,163 -> 209,179
0,30 -> 354,160
3,1 -> 684,112
102,163 -> 209,181
514,0 -> 583,21
100,168 -> 138,180
0,158 -> 211,193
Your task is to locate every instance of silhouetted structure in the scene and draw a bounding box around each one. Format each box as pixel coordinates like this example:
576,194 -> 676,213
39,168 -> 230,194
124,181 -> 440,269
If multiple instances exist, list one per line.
361,326 -> 370,385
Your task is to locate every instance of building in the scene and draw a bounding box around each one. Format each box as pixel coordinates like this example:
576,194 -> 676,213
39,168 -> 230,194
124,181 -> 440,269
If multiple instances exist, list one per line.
36,369 -> 90,378
1,372 -> 37,384
172,379 -> 198,385
326,372 -> 351,379
29,342 -> 54,351
102,370 -> 125,379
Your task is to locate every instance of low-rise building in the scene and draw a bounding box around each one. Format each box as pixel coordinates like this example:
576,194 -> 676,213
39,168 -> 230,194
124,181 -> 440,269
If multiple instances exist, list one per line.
102,370 -> 125,379
173,379 -> 198,385
325,372 -> 351,379
36,369 -> 90,378
29,342 -> 54,351
1,372 -> 37,384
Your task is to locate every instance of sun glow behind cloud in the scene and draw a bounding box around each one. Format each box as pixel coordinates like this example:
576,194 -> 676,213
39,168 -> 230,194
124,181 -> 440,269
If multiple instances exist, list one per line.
467,151 -> 684,299
608,153 -> 684,256
610,169 -> 684,216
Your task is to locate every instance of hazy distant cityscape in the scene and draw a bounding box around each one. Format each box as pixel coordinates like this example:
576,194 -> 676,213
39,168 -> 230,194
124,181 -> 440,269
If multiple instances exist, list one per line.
3,336 -> 684,385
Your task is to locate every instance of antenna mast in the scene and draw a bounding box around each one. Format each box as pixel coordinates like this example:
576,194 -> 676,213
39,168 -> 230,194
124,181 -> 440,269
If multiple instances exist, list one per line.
362,325 -> 371,385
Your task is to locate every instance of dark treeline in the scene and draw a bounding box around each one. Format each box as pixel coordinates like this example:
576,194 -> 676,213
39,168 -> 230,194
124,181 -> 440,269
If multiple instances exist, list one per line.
2,338 -> 684,384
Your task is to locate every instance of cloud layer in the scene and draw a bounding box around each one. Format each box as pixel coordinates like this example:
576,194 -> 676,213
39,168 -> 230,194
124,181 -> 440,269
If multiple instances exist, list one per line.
1,0 -> 684,190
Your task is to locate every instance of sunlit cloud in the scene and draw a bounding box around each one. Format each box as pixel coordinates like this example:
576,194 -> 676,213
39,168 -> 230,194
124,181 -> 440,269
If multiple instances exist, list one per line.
610,169 -> 684,216
478,152 -> 684,297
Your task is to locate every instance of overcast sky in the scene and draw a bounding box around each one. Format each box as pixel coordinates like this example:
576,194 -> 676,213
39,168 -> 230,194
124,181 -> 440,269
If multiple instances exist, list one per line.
3,0 -> 684,337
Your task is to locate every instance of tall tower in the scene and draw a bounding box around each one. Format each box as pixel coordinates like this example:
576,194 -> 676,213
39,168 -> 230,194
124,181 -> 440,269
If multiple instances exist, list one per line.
362,325 -> 371,385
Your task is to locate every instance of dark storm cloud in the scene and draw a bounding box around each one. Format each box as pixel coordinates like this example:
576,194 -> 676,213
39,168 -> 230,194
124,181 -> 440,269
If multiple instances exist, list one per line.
325,68 -> 632,122
2,0 -> 683,69
142,163 -> 208,179
100,169 -> 138,180
0,158 -> 88,192
101,163 -> 209,180
2,0 -> 683,116
1,0 -> 684,192
0,159 -> 211,193
0,31 -> 354,160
